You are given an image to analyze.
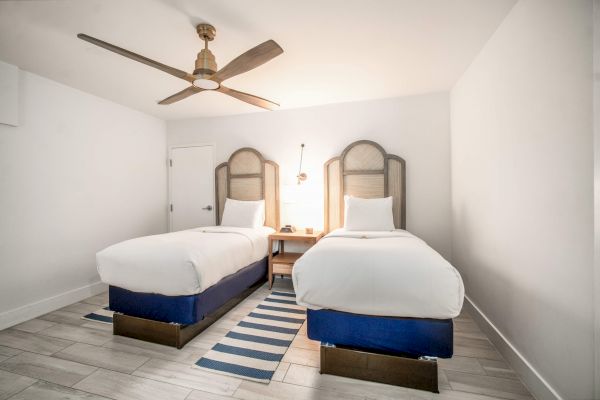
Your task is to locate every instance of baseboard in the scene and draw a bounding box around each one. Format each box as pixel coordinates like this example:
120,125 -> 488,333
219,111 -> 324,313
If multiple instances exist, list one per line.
0,281 -> 107,330
464,296 -> 563,400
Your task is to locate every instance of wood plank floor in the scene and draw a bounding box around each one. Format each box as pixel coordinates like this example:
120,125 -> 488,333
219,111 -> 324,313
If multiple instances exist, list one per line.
0,279 -> 534,400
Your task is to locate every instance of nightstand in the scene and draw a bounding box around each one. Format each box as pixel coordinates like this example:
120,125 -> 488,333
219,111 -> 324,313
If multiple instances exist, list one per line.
268,230 -> 324,289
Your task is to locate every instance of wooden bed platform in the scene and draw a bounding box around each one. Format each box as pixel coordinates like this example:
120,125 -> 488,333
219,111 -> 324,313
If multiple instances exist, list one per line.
320,344 -> 439,393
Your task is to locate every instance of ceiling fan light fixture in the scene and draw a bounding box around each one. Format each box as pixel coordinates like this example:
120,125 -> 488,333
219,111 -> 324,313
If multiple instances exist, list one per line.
193,78 -> 219,90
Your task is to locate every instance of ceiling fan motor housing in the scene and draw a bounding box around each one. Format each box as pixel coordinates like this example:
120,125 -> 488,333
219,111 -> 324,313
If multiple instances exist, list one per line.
194,49 -> 217,78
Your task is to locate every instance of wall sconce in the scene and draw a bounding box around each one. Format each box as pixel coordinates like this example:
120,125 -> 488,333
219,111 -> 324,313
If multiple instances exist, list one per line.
297,143 -> 307,184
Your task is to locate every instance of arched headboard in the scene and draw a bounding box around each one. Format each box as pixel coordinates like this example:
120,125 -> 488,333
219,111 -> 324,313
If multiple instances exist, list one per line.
324,140 -> 406,232
215,148 -> 280,230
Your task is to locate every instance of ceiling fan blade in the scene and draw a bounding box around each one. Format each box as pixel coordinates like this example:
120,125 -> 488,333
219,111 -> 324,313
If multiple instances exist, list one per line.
77,33 -> 196,83
158,86 -> 203,105
217,86 -> 279,110
210,40 -> 283,84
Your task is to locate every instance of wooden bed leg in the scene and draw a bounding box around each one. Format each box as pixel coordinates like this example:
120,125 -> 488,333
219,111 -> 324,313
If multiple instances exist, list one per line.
319,344 -> 439,393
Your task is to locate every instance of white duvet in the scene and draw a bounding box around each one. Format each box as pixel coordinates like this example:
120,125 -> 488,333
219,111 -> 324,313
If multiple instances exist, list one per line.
97,226 -> 274,296
292,229 -> 464,319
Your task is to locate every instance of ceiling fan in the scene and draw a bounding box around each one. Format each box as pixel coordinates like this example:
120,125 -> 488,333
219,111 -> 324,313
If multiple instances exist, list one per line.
77,24 -> 283,110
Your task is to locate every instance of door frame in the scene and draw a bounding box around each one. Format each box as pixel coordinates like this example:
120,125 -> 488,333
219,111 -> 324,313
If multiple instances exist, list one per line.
168,143 -> 216,232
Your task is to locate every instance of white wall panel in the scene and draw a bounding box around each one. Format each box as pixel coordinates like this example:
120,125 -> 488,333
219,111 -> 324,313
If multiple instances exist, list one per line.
451,1 -> 594,398
168,93 -> 452,259
0,71 -> 167,327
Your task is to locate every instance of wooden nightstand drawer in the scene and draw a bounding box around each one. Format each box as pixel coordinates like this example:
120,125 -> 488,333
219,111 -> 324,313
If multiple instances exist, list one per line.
273,263 -> 293,275
273,252 -> 302,264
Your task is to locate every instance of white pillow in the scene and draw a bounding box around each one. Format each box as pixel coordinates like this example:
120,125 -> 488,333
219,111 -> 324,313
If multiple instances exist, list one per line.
344,196 -> 395,231
220,198 -> 265,228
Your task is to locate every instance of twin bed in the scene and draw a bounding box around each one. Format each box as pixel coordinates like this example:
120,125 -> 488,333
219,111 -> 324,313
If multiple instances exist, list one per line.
293,141 -> 464,391
96,141 -> 463,392
97,148 -> 279,348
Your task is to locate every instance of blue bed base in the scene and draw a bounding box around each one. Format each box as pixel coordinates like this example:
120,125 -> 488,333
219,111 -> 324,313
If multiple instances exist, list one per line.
109,257 -> 267,325
307,309 -> 453,358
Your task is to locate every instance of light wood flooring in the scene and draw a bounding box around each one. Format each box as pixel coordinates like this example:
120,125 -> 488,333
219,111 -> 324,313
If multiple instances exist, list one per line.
0,279 -> 534,400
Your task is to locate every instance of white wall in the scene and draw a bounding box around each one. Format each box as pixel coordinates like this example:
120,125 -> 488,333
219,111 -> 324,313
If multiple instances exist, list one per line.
450,1 -> 594,399
168,93 -> 452,259
0,68 -> 167,328
594,2 -> 600,397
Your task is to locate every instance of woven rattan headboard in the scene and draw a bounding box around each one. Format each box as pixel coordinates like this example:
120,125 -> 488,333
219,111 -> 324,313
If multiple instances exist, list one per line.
324,140 -> 406,233
215,148 -> 280,230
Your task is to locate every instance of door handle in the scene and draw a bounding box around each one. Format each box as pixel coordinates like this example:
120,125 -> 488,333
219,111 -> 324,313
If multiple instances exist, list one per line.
202,205 -> 213,211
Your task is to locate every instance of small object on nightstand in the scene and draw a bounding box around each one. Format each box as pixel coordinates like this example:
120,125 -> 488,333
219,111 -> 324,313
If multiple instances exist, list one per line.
280,224 -> 296,233
305,227 -> 313,234
268,229 -> 324,289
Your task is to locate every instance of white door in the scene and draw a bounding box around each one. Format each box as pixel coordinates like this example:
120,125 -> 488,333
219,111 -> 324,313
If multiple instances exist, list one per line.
169,145 -> 215,231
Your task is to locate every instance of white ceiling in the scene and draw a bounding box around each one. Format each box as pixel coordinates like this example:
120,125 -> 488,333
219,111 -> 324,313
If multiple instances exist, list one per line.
0,0 -> 516,120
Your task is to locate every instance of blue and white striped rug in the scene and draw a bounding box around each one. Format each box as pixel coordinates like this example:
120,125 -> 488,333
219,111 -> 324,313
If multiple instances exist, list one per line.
194,290 -> 306,383
81,306 -> 114,324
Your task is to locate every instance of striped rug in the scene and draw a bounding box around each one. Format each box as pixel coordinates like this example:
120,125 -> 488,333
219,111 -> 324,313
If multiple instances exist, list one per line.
194,290 -> 306,383
81,306 -> 114,324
